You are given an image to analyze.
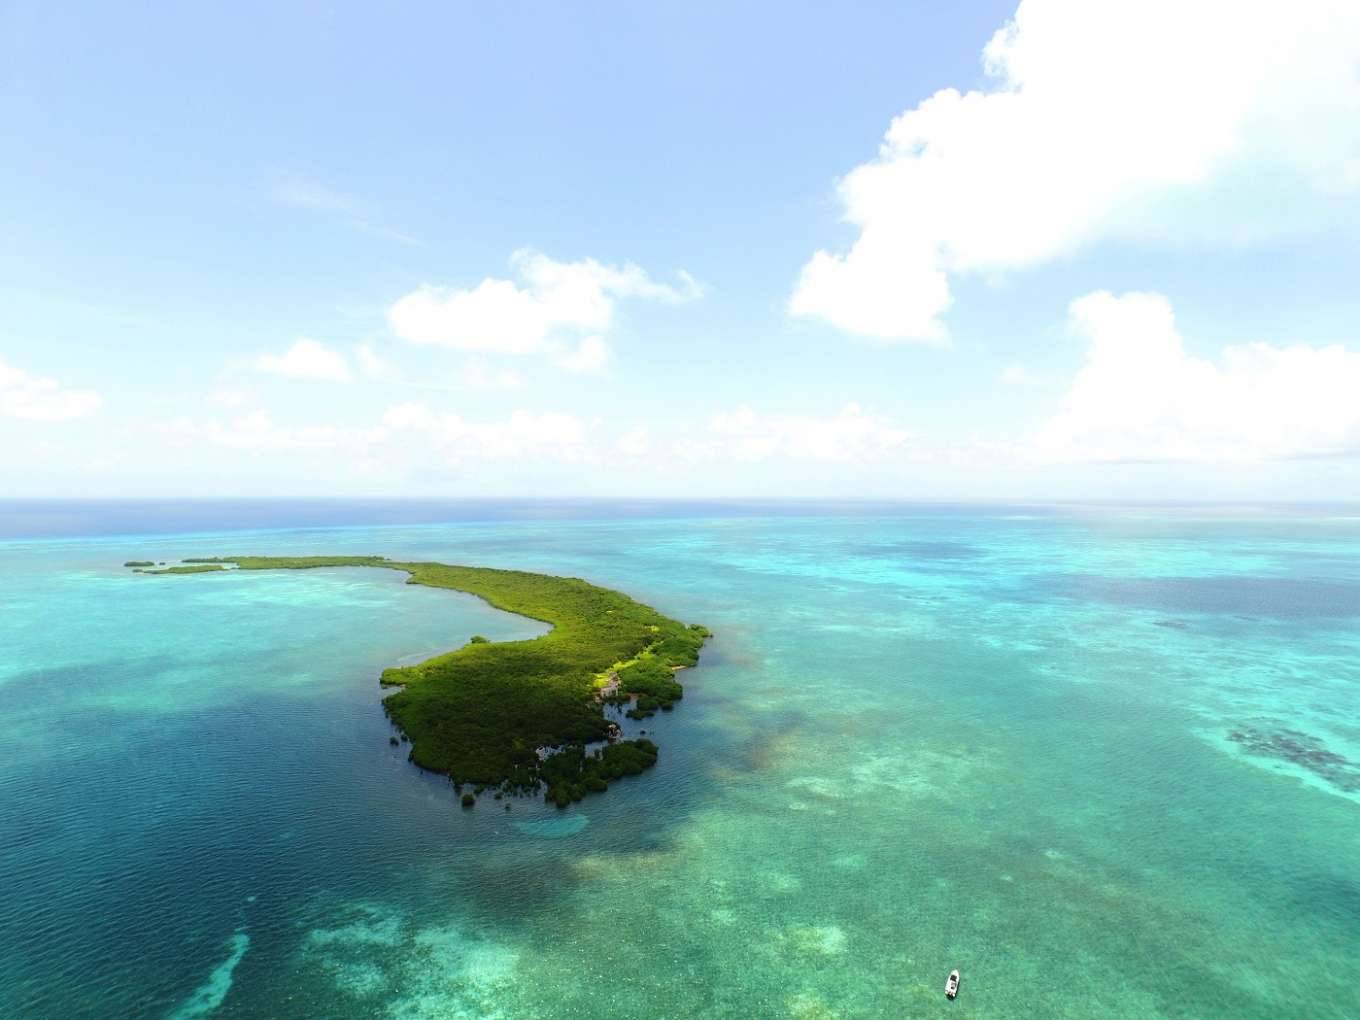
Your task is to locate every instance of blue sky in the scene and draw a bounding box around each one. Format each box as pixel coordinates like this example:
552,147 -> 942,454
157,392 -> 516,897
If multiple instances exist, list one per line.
4,0 -> 1360,499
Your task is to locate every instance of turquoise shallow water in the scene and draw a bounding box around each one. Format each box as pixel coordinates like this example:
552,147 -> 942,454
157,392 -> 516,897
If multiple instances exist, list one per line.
1,502 -> 1358,1018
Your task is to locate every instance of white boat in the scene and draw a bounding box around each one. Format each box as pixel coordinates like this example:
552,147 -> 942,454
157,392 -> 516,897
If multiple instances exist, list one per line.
945,969 -> 960,999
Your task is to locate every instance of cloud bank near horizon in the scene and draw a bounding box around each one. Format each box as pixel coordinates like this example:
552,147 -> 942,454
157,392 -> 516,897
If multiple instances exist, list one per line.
790,0 -> 1360,342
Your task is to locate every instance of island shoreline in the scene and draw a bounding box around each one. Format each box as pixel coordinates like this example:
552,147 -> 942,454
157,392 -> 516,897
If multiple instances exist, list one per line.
131,554 -> 711,808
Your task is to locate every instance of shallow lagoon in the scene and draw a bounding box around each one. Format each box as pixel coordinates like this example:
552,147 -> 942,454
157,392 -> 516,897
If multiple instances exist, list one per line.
1,502 -> 1357,1017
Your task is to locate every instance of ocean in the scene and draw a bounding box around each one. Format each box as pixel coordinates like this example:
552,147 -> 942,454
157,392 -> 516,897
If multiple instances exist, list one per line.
1,501 -> 1357,1018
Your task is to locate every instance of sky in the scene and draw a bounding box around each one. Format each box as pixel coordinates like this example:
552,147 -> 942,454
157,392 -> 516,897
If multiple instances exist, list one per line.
4,0 -> 1360,500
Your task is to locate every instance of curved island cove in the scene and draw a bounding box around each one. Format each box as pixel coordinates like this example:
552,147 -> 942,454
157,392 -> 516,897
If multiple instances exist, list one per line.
132,555 -> 710,808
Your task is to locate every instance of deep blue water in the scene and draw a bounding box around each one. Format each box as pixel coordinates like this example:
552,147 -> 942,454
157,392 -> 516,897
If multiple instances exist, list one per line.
1,501 -> 1358,1018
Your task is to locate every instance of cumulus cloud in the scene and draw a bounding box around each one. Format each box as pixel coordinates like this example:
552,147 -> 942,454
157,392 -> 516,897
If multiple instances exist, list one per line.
457,362 -> 524,391
353,343 -> 399,381
165,402 -> 592,465
677,404 -> 910,463
0,357 -> 103,421
207,387 -> 251,410
254,338 -> 353,383
382,402 -> 592,462
1031,291 -> 1360,463
558,335 -> 610,375
791,0 -> 1360,341
164,410 -> 380,451
388,250 -> 700,356
1000,364 -> 1039,387
615,426 -> 650,457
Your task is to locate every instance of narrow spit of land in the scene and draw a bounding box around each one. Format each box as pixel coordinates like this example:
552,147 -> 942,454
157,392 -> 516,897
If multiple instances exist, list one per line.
129,555 -> 710,807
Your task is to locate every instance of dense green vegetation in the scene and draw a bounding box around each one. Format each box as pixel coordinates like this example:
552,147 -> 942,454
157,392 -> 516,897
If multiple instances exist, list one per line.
615,657 -> 686,718
123,560 -> 154,567
135,563 -> 227,574
539,739 -> 660,807
131,554 -> 709,807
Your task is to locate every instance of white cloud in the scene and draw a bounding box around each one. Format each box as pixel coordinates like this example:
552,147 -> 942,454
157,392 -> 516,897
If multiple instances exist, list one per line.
254,338 -> 353,383
678,404 -> 911,463
1000,364 -> 1039,387
273,174 -> 420,246
164,410 -> 381,451
273,177 -> 354,213
382,402 -> 592,462
616,426 -> 651,457
0,357 -> 103,421
456,361 -> 525,391
558,335 -> 610,375
161,401 -> 591,465
791,0 -> 1360,341
1031,291 -> 1360,463
388,250 -> 700,356
353,343 -> 399,381
207,387 -> 251,410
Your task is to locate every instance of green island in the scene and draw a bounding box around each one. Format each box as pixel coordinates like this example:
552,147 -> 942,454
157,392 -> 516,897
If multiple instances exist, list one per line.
130,555 -> 710,807
132,563 -> 226,575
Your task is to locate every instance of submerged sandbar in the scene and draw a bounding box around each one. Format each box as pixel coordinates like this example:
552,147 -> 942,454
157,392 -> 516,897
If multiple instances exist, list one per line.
132,555 -> 710,807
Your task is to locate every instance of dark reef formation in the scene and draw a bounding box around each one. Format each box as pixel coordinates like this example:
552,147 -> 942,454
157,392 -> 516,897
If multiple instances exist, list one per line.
1229,725 -> 1358,793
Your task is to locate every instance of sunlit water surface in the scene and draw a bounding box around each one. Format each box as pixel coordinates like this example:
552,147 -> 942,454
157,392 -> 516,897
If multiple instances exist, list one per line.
1,502 -> 1357,1018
